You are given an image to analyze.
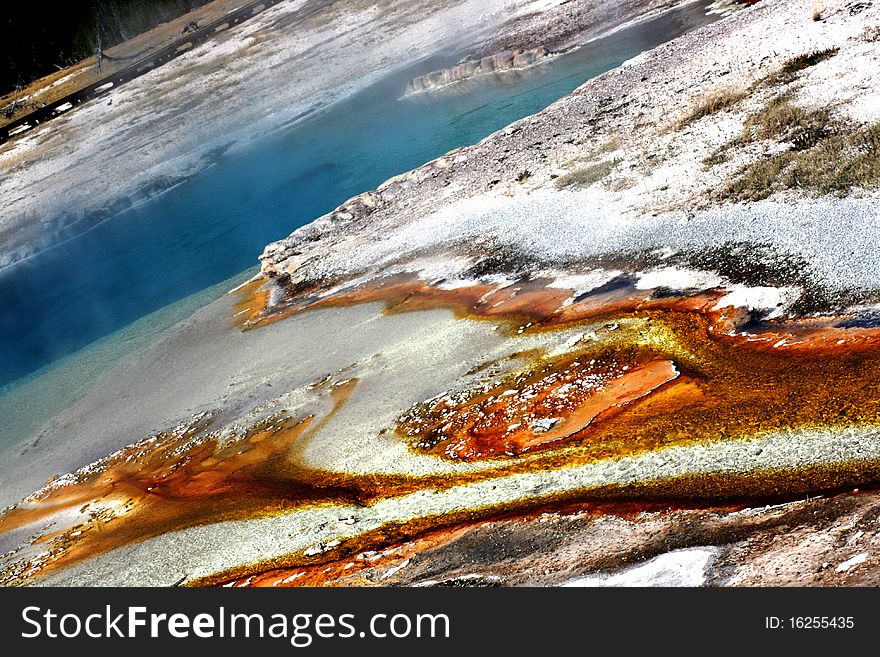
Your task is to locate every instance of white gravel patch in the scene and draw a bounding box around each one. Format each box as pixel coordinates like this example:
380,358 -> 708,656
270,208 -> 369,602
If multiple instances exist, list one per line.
561,547 -> 715,587
835,552 -> 868,573
288,188 -> 880,302
635,266 -> 723,291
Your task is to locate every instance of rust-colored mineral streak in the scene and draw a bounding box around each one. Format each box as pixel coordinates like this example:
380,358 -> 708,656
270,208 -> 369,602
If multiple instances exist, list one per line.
5,272 -> 880,585
400,357 -> 679,459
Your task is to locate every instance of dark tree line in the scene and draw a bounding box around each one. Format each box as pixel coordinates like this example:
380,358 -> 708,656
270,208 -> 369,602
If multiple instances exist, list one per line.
1,1 -> 211,95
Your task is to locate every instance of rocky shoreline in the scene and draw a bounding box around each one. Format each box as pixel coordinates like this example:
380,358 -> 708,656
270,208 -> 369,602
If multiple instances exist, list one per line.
405,47 -> 551,95
404,0 -> 746,95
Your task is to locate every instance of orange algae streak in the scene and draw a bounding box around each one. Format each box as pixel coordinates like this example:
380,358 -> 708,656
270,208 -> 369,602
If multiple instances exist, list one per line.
400,357 -> 679,460
0,376 -> 462,585
201,488 -> 815,588
516,359 -> 679,450
0,415 -> 359,584
239,272 -> 725,332
239,272 -> 880,465
240,271 -> 880,352
394,303 -> 880,464
232,277 -> 271,328
7,272 -> 879,583
202,468 -> 880,588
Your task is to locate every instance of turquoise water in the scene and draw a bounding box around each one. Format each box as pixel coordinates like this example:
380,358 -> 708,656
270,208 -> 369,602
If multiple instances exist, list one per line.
0,268 -> 258,452
0,3 -> 718,409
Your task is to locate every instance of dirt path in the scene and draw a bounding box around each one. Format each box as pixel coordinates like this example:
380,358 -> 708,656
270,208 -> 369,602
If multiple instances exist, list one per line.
0,0 -> 292,143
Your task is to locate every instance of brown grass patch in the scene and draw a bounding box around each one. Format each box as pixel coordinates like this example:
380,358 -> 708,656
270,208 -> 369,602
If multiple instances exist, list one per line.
742,92 -> 832,149
554,159 -> 619,190
721,108 -> 880,202
863,26 -> 880,43
677,85 -> 751,128
765,47 -> 839,87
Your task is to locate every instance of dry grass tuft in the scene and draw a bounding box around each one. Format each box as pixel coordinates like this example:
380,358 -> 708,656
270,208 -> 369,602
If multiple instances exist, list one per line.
862,26 -> 880,43
741,93 -> 832,149
766,47 -> 839,86
677,85 -> 751,128
554,159 -> 619,190
676,46 -> 838,133
720,94 -> 880,202
702,136 -> 746,167
596,136 -> 622,154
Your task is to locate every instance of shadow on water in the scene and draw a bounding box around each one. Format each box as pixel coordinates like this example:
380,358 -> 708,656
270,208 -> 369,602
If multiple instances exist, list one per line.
0,2 -> 718,394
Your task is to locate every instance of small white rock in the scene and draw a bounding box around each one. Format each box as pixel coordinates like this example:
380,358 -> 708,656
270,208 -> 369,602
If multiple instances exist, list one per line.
835,553 -> 868,573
